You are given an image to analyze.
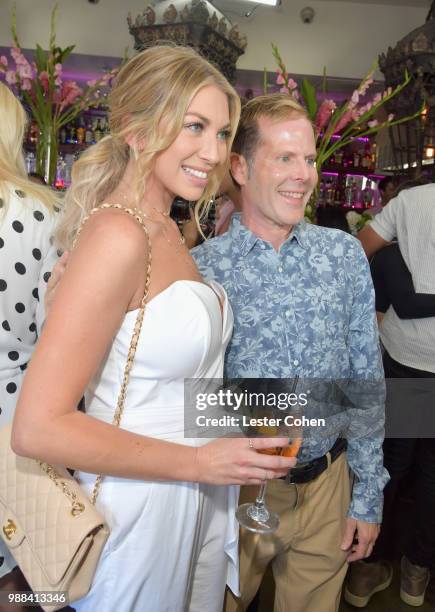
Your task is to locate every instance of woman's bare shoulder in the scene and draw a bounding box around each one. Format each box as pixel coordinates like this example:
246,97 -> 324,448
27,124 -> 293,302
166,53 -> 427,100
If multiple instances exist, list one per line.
74,206 -> 150,264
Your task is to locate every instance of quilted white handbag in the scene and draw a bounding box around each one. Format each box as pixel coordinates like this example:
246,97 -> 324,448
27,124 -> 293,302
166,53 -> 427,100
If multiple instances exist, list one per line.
0,204 -> 151,611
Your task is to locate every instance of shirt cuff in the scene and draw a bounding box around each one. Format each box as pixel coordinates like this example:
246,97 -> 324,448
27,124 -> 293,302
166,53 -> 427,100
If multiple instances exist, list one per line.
348,485 -> 385,524
368,218 -> 394,243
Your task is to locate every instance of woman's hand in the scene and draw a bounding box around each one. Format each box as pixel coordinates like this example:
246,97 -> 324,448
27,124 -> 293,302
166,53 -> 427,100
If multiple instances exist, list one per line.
195,437 -> 297,486
44,251 -> 69,313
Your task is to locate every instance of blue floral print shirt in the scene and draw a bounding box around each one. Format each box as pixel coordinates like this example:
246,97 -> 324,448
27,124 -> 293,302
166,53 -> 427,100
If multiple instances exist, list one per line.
192,214 -> 389,523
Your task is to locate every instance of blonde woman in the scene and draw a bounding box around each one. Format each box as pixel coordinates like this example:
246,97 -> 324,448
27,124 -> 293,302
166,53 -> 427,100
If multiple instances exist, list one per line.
0,83 -> 60,586
12,46 -> 294,611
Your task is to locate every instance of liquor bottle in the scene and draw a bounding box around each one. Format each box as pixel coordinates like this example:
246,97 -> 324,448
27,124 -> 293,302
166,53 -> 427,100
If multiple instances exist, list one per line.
25,151 -> 36,174
59,125 -> 67,145
326,179 -> 335,205
334,150 -> 343,166
370,142 -> 377,170
353,149 -> 360,168
85,120 -> 94,145
94,119 -> 103,142
362,143 -> 371,169
76,117 -> 86,145
362,184 -> 374,208
317,179 -> 326,207
344,179 -> 354,207
335,174 -> 346,205
102,117 -> 109,136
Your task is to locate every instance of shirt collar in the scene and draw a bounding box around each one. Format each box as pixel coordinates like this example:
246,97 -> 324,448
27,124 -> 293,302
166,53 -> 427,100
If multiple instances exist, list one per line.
228,213 -> 309,256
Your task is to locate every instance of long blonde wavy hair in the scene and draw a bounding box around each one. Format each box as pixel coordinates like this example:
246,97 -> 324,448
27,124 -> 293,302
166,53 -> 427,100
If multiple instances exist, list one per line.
57,44 -> 241,250
0,82 -> 59,216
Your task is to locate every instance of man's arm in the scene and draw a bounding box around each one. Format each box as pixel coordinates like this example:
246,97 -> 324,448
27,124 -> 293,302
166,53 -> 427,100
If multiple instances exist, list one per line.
371,244 -> 435,319
340,238 -> 390,561
358,224 -> 389,258
358,193 -> 403,258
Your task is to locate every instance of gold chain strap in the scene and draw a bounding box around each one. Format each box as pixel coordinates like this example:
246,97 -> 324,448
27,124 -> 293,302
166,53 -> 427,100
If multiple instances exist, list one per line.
39,203 -> 152,514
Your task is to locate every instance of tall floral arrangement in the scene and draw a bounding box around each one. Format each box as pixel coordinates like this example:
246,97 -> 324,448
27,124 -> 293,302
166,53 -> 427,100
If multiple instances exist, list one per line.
271,44 -> 421,219
0,4 -> 118,185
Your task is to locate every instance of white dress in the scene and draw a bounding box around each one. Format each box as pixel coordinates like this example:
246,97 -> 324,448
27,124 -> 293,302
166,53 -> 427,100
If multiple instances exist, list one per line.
73,280 -> 239,612
0,183 -> 58,577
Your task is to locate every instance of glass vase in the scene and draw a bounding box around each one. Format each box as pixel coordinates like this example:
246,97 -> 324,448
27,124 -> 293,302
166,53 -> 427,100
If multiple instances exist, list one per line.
35,123 -> 59,187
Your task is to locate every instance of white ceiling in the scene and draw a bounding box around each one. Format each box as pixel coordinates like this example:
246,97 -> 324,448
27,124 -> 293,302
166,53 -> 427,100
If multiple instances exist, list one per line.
215,0 -> 430,13
313,0 -> 430,6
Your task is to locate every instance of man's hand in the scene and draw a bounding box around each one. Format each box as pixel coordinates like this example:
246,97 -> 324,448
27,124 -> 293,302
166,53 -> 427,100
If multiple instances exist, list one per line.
44,251 -> 69,313
340,517 -> 380,562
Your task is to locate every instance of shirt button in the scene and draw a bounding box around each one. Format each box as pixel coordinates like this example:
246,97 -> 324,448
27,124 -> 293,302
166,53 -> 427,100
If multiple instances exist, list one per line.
278,266 -> 283,273
293,359 -> 299,366
285,310 -> 291,317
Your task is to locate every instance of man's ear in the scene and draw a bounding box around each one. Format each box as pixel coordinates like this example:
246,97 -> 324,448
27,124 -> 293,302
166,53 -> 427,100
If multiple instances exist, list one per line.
230,152 -> 249,187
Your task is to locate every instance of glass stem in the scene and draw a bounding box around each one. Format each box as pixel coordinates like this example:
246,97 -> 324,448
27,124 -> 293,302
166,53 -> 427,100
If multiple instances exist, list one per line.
255,482 -> 268,508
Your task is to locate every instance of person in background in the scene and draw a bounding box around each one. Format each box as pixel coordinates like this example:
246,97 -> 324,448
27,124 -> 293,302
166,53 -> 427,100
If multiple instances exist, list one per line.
193,93 -> 387,612
0,82 -> 60,598
11,46 -> 294,612
347,182 -> 435,607
378,176 -> 396,208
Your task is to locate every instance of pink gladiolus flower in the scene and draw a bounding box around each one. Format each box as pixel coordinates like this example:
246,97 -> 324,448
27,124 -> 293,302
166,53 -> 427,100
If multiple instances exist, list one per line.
276,74 -> 285,85
373,93 -> 382,105
334,109 -> 353,133
21,78 -> 32,91
368,120 -> 379,128
351,109 -> 360,121
58,80 -> 84,111
315,99 -> 337,131
382,86 -> 393,99
5,70 -> 17,85
350,90 -> 359,108
387,113 -> 394,122
0,56 -> 8,67
287,78 -> 298,91
358,77 -> 373,96
39,71 -> 49,92
87,79 -> 97,87
54,63 -> 62,76
10,47 -> 27,66
17,62 -> 32,80
55,77 -> 62,87
279,86 -> 289,94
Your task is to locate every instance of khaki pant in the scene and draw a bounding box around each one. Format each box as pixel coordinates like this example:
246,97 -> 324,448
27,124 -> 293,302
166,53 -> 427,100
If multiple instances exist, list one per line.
225,453 -> 351,612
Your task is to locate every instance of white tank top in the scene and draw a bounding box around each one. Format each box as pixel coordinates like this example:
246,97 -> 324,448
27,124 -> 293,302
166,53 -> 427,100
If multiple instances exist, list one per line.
85,280 -> 233,441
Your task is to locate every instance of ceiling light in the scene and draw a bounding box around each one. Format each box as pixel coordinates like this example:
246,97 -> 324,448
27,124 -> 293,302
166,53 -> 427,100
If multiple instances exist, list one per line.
240,0 -> 281,6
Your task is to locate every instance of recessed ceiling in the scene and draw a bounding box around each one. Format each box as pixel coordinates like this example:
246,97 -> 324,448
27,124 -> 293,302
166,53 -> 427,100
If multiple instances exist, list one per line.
214,0 -> 430,17
312,0 -> 429,6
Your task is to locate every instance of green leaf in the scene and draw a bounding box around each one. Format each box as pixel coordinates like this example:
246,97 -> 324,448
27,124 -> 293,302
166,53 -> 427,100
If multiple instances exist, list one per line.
58,45 -> 75,63
49,4 -> 59,51
301,78 -> 318,121
11,1 -> 20,48
35,44 -> 47,73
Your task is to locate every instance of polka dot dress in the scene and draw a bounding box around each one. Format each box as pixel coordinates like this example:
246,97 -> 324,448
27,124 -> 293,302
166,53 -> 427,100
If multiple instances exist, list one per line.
0,184 -> 59,425
0,184 -> 59,576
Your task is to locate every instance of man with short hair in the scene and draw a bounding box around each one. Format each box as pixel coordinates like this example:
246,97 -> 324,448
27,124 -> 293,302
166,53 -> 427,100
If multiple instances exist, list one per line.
347,184 -> 435,608
192,94 -> 388,612
378,177 -> 396,208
